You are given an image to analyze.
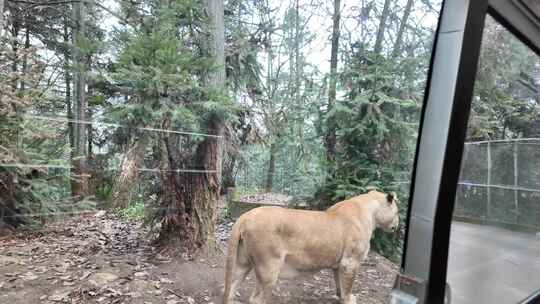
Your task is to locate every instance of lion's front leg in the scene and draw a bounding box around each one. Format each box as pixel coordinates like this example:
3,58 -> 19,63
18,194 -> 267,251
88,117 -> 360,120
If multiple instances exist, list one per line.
338,258 -> 359,304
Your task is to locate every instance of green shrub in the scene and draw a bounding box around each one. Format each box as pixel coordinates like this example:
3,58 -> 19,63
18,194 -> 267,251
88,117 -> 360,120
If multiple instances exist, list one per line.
117,198 -> 146,220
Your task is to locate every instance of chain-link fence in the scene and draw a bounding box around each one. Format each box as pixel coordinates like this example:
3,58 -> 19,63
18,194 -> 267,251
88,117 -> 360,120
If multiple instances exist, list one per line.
232,144 -> 325,205
455,139 -> 540,230
232,143 -> 414,206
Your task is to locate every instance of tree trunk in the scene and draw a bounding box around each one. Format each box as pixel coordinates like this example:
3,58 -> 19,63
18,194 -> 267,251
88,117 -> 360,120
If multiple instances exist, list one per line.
71,0 -> 89,201
87,112 -> 93,156
190,119 -> 223,251
63,17 -> 75,183
220,121 -> 251,195
111,135 -> 147,209
265,143 -> 277,192
156,116 -> 196,247
158,0 -> 225,252
0,172 -> 24,229
325,0 -> 340,162
221,155 -> 237,195
391,0 -> 413,58
10,18 -> 19,91
0,0 -> 4,35
294,0 -> 300,103
204,0 -> 226,86
190,0 -> 225,251
373,0 -> 392,55
20,26 -> 29,91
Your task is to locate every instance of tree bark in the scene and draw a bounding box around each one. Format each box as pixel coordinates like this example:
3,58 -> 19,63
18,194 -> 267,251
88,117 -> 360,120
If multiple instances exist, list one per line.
325,0 -> 340,162
71,0 -> 89,201
0,0 -> 4,35
391,0 -> 413,58
111,135 -> 147,209
373,0 -> 392,55
265,143 -> 277,192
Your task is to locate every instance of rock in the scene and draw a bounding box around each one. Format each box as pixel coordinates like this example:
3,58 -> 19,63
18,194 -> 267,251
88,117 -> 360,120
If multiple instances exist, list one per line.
79,271 -> 92,280
166,300 -> 180,304
126,291 -> 142,298
59,275 -> 71,281
186,296 -> 196,304
159,278 -> 174,284
48,289 -> 71,302
95,210 -> 107,218
134,271 -> 149,277
88,272 -> 119,286
20,271 -> 38,281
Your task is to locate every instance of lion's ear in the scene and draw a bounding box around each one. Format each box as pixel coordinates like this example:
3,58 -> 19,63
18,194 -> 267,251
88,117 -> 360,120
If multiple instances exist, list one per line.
386,192 -> 396,204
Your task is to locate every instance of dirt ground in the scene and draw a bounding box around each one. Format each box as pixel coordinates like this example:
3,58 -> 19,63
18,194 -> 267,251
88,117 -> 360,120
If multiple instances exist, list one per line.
0,206 -> 398,304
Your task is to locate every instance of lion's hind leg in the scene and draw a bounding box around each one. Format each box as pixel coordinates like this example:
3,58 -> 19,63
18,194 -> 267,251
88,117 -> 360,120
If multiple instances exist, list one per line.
227,263 -> 252,303
226,241 -> 253,304
249,257 -> 283,304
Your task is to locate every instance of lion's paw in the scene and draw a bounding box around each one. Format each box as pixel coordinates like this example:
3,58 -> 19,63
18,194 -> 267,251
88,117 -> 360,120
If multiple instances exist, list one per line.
341,294 -> 356,304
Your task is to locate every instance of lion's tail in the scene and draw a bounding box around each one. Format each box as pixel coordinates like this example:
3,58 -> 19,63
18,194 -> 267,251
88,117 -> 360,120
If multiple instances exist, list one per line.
223,220 -> 242,304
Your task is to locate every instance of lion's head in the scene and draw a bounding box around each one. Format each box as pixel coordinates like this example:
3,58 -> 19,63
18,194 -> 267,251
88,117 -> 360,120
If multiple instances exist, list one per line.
375,191 -> 399,233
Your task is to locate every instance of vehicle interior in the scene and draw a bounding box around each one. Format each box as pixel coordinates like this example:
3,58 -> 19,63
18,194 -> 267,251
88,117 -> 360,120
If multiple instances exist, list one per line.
0,0 -> 539,304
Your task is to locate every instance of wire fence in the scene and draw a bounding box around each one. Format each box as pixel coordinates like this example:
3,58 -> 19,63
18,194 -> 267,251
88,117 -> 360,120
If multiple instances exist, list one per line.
233,144 -> 414,204
0,114 -> 223,220
233,144 -> 324,200
5,112 -> 539,230
454,138 -> 540,230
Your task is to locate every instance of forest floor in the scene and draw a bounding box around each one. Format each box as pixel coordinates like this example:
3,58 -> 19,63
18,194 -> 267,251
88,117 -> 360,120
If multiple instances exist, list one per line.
0,200 -> 398,304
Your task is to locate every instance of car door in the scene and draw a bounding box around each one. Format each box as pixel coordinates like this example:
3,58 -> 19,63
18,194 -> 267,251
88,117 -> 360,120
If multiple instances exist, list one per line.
393,0 -> 540,303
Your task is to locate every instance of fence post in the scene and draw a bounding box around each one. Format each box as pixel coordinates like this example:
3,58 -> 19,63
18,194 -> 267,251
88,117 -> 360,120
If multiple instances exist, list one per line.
486,141 -> 492,220
513,141 -> 519,223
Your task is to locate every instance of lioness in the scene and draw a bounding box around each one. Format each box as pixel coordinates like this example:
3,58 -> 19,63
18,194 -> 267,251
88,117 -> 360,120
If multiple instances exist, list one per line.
222,190 -> 399,304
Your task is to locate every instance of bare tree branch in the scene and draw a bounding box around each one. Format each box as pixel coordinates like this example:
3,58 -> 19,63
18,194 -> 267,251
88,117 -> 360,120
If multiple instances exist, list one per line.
7,0 -> 130,25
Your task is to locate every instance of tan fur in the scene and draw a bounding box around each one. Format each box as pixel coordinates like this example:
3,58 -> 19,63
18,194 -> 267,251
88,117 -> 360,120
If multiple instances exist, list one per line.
222,190 -> 399,304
